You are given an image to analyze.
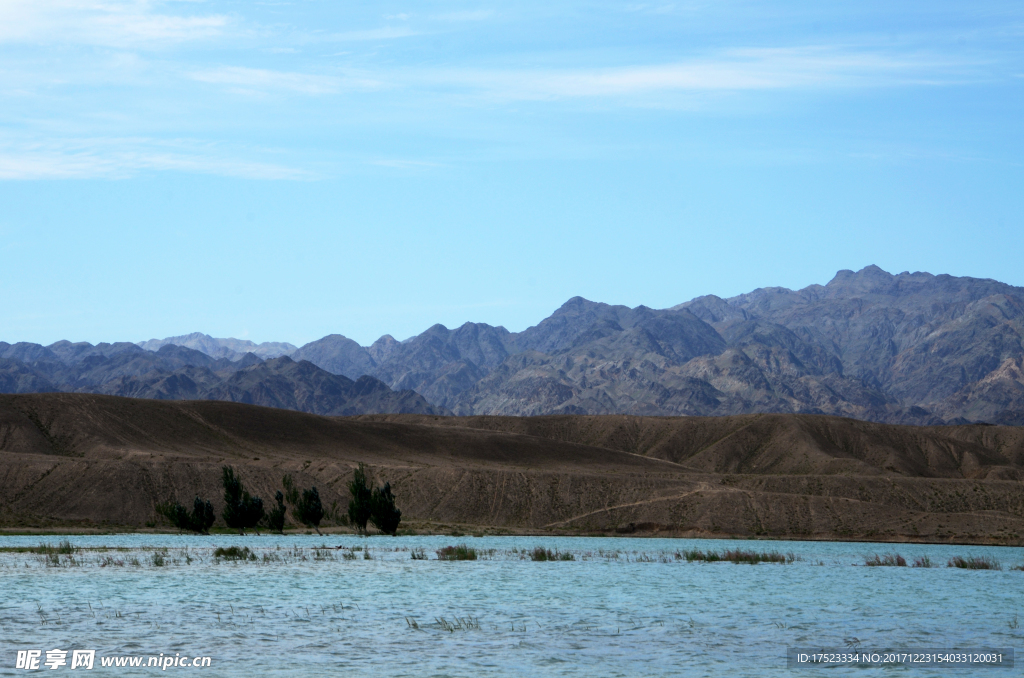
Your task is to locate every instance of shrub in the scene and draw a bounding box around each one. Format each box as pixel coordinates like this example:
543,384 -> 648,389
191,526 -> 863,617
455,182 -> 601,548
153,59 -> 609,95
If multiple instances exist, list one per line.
370,482 -> 402,536
222,466 -> 264,534
295,486 -> 325,535
157,496 -> 215,534
437,545 -> 477,561
265,491 -> 287,534
347,464 -> 373,533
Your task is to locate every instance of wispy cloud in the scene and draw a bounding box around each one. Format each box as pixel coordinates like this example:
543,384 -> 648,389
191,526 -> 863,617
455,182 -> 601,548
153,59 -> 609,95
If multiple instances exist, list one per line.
327,26 -> 418,42
0,0 -> 229,47
0,139 -> 314,180
432,10 -> 495,23
371,159 -> 446,169
190,66 -> 347,95
413,47 -> 976,102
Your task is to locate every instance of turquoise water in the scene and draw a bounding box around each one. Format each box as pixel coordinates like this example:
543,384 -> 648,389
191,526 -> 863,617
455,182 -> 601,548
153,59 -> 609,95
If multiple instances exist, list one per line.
0,535 -> 1021,677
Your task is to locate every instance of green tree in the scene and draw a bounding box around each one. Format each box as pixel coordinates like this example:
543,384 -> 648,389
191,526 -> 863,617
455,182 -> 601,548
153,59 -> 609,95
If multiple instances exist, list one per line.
157,495 -> 215,534
222,466 -> 265,534
282,474 -> 300,505
265,491 -> 287,534
369,481 -> 402,536
347,464 -> 373,533
295,486 -> 325,535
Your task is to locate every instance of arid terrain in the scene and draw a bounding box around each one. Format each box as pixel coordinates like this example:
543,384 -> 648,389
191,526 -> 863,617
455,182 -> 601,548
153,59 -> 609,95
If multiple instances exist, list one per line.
2,393 -> 1023,545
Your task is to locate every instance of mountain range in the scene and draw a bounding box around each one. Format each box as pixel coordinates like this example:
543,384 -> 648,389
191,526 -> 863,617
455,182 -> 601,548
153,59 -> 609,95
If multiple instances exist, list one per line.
3,265 -> 1023,424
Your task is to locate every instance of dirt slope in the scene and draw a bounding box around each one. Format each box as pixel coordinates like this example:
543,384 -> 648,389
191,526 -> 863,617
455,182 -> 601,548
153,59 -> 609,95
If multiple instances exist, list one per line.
2,394 -> 1023,545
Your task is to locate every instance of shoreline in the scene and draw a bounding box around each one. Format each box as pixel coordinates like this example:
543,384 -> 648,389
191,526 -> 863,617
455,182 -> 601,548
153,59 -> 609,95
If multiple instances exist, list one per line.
2,524 -> 1022,548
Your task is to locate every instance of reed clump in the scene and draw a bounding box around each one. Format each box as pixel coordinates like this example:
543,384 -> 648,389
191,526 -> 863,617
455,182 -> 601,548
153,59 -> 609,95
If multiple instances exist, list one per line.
864,553 -> 906,567
529,547 -> 574,561
410,548 -> 427,560
437,544 -> 477,561
214,546 -> 257,561
32,539 -> 78,556
948,555 -> 1001,570
681,548 -> 794,564
912,556 -> 933,568
432,616 -> 480,632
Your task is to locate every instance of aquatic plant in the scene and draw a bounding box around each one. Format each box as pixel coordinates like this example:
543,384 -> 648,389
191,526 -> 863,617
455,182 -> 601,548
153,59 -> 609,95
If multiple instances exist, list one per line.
721,549 -> 795,564
864,553 -> 907,567
530,547 -> 574,561
410,548 -> 428,560
437,544 -> 477,561
681,548 -> 793,564
912,556 -> 933,568
214,546 -> 257,561
151,551 -> 166,567
432,616 -> 480,632
948,555 -> 1001,570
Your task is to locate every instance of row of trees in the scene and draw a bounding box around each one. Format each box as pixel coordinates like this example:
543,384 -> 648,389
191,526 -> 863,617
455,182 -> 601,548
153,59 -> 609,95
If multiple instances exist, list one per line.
158,464 -> 400,535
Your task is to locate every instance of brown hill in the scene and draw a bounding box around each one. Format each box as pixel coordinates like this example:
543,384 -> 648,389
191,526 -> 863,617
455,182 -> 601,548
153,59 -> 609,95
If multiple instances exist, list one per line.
2,393 -> 1023,545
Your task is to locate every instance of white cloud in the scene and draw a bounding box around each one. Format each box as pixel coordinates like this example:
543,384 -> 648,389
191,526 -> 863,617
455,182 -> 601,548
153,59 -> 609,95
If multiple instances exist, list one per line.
432,10 -> 495,23
0,0 -> 229,47
412,47 -> 975,101
328,26 -> 418,42
190,66 -> 346,95
0,139 -> 314,180
371,159 -> 445,169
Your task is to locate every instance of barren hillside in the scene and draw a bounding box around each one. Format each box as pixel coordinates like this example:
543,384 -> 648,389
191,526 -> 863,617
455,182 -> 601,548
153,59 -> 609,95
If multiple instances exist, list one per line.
2,394 -> 1023,545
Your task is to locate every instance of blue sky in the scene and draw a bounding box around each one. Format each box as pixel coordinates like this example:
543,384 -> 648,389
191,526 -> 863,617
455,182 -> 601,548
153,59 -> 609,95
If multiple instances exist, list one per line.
1,1 -> 1022,347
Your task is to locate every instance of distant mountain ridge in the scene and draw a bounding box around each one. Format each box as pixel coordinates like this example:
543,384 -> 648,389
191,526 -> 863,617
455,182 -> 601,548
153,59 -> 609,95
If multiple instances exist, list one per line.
3,266 -> 1023,424
138,332 -> 296,361
0,340 -> 442,417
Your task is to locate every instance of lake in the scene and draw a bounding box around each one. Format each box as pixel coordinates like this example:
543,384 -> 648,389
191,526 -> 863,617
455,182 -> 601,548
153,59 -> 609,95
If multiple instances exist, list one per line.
1,535 -> 1021,676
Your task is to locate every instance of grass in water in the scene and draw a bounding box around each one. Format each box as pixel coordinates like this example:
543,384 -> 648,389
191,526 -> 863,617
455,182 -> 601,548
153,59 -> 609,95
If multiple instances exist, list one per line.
912,556 -> 933,568
864,553 -> 907,567
432,616 -> 480,632
529,547 -> 574,561
948,556 -> 1001,570
437,545 -> 477,561
410,548 -> 427,560
680,548 -> 794,564
214,546 -> 257,561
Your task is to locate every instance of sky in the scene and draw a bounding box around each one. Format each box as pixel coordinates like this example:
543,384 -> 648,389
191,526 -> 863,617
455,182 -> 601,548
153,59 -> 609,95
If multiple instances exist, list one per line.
1,0 -> 1022,347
